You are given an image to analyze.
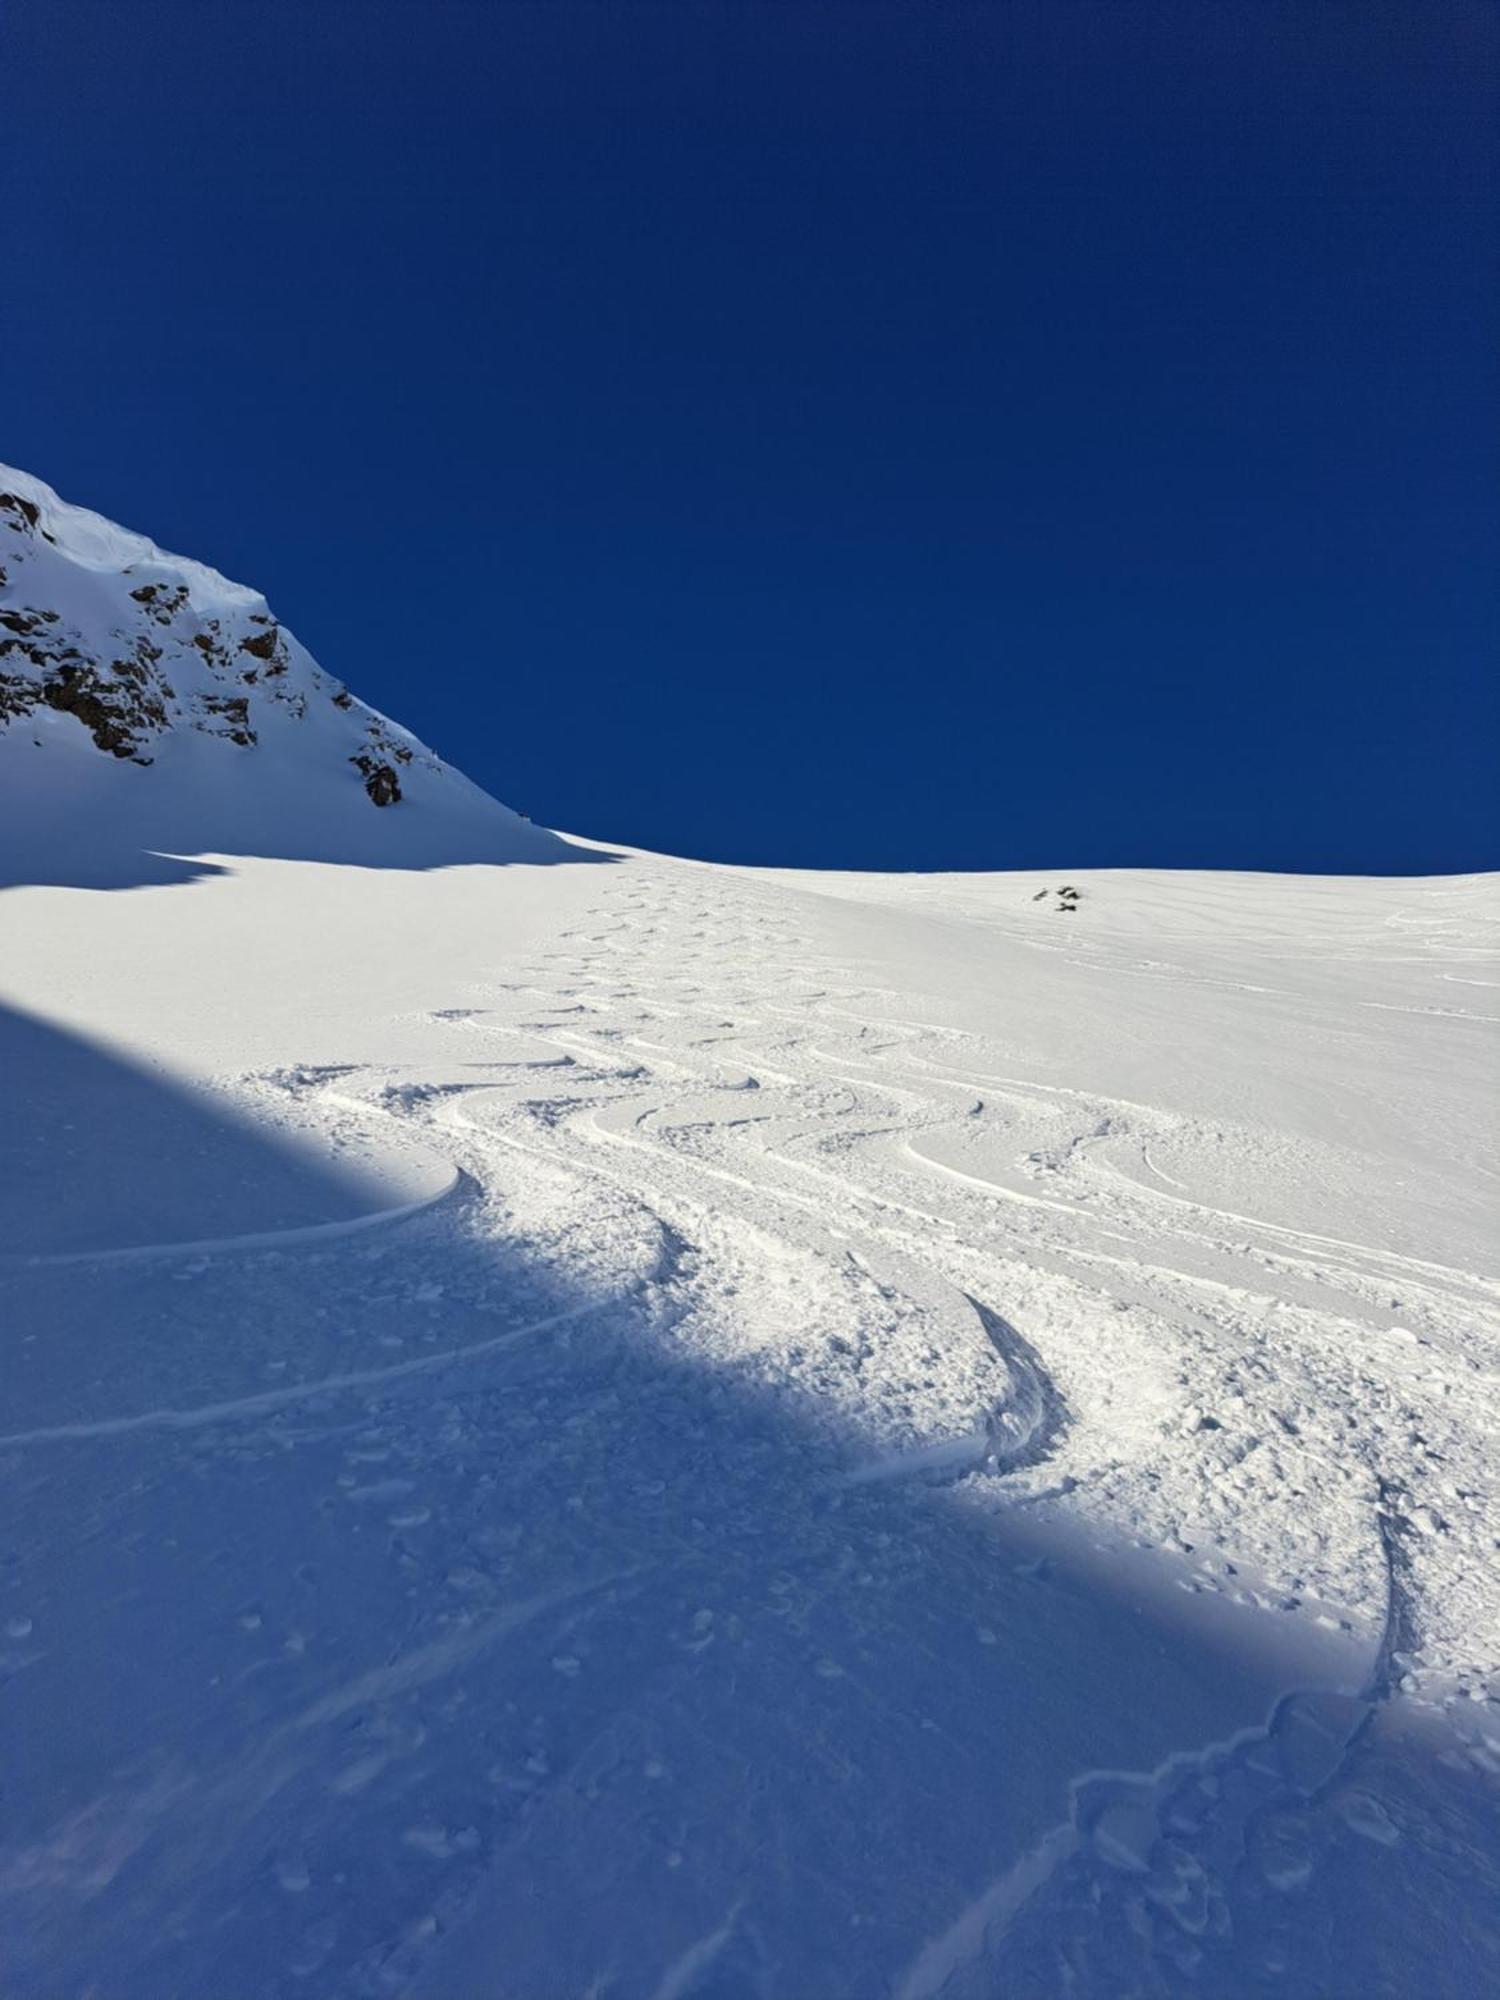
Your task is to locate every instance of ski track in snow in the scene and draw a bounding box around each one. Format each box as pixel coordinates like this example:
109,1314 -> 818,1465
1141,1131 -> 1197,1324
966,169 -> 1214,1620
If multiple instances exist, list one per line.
3,856 -> 1498,1997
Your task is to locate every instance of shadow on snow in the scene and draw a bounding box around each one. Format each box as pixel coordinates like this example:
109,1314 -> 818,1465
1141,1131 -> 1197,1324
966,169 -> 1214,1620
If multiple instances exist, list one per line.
0,1008 -> 1494,1999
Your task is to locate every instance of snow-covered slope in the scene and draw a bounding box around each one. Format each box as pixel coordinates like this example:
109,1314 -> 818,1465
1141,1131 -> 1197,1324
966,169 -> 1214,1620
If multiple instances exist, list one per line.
1,477 -> 1496,1996
4,846 -> 1497,1998
0,466 -> 573,882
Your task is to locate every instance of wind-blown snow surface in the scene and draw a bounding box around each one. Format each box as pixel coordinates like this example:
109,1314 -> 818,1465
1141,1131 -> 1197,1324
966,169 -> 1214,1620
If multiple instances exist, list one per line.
2,842 -> 1498,1997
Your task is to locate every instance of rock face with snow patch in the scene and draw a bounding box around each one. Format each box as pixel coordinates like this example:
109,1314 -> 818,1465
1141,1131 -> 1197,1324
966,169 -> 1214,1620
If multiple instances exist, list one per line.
0,465 -> 569,881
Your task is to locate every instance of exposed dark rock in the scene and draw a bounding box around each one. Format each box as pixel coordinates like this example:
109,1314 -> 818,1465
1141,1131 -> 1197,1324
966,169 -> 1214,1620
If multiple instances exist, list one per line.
0,492 -> 40,534
41,664 -> 160,760
0,673 -> 35,722
129,582 -> 190,625
197,693 -> 256,746
351,752 -> 402,806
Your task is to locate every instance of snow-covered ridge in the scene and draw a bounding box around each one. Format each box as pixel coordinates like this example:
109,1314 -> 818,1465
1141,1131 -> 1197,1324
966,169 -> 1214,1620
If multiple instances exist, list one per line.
0,464 -> 568,878
0,465 -> 429,799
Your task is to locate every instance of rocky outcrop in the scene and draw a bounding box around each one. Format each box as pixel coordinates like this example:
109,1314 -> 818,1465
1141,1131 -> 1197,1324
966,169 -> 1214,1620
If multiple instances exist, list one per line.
351,751 -> 404,806
0,472 -> 443,807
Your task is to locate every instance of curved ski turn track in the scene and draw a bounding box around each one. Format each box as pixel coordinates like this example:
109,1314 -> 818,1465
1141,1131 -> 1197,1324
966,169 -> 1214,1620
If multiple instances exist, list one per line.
1,852 -> 1497,1997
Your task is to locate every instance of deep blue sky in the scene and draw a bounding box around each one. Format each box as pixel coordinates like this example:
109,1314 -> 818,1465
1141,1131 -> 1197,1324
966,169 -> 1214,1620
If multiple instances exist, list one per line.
7,2 -> 1496,872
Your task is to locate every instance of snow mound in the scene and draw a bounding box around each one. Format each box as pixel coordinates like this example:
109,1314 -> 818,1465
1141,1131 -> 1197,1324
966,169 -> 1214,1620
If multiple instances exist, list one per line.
0,465 -> 582,883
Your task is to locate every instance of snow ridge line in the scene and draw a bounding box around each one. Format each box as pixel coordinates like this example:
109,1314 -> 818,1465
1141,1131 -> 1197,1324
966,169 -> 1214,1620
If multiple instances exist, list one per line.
892,1665 -> 1402,2000
892,1705 -> 1281,2000
968,1293 -> 1069,1472
0,1296 -> 604,1446
1366,1471 -> 1424,1703
0,1168 -> 463,1270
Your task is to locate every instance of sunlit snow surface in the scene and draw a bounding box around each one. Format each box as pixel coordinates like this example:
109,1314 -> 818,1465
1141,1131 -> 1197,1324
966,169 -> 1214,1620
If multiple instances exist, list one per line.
3,839 -> 1497,1999
2,472 -> 1498,1998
